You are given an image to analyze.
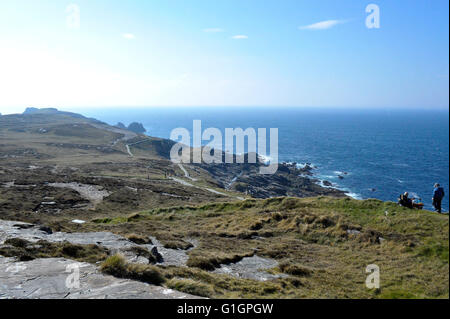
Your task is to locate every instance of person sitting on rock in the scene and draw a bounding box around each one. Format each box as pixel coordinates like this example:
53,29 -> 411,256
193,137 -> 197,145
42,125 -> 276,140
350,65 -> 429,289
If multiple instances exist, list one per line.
398,192 -> 413,209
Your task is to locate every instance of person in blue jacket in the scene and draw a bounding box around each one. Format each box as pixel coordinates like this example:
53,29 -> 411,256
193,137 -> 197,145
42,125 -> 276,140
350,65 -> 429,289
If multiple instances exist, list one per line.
432,183 -> 445,213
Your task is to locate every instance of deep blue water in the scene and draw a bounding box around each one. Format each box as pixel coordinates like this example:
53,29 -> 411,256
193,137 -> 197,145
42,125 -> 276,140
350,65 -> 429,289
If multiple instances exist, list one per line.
79,107 -> 449,211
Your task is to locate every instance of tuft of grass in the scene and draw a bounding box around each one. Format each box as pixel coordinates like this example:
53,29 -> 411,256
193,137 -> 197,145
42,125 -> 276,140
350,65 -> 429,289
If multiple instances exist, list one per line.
92,217 -> 126,224
100,254 -> 165,285
159,265 -> 294,298
99,254 -> 127,275
187,251 -> 254,271
167,278 -> 214,297
163,240 -> 194,250
4,238 -> 29,248
0,238 -> 108,263
186,256 -> 217,271
126,234 -> 152,245
278,262 -> 312,276
379,289 -> 419,299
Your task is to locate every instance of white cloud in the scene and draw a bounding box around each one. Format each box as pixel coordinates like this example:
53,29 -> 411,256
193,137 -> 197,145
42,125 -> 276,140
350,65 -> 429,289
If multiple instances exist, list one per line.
122,33 -> 136,39
299,20 -> 346,30
203,28 -> 224,33
231,35 -> 248,39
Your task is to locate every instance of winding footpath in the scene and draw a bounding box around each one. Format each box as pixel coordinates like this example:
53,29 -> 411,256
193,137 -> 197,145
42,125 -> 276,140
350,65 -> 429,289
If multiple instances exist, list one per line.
125,140 -> 148,157
178,163 -> 198,181
172,164 -> 245,201
104,127 -> 244,200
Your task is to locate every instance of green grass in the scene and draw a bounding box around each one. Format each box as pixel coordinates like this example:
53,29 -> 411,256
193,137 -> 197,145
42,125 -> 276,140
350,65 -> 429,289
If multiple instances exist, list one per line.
166,278 -> 215,298
100,254 -> 165,285
85,196 -> 448,298
0,238 -> 108,263
417,240 -> 449,262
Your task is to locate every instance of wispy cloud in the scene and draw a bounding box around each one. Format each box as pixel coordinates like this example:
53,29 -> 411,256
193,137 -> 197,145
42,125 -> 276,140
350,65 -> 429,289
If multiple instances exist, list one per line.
203,28 -> 224,33
122,33 -> 136,40
299,20 -> 346,30
231,35 -> 248,39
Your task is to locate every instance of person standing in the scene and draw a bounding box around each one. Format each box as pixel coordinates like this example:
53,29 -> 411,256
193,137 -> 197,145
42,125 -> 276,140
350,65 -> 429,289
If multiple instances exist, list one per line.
432,183 -> 445,213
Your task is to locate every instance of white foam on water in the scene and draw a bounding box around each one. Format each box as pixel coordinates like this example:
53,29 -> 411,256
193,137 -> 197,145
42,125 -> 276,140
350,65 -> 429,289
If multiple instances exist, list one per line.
296,163 -> 317,169
315,178 -> 363,200
334,170 -> 351,176
258,154 -> 272,165
320,175 -> 337,179
345,192 -> 363,200
316,180 -> 335,188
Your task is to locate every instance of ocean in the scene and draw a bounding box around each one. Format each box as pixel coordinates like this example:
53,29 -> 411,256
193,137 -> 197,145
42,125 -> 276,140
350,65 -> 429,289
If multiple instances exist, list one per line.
79,107 -> 449,211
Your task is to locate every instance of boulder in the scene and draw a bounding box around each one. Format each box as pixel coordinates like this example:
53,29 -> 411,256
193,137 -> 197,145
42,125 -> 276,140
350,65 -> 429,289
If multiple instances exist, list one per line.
150,246 -> 164,263
39,226 -> 53,234
323,180 -> 333,187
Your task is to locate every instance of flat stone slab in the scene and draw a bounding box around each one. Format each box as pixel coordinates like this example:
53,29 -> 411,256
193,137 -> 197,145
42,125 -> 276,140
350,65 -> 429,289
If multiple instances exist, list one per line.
1,220 -> 282,288
0,220 -> 135,250
48,183 -> 110,204
149,236 -> 196,266
0,257 -> 201,299
0,220 -> 195,267
213,256 -> 285,281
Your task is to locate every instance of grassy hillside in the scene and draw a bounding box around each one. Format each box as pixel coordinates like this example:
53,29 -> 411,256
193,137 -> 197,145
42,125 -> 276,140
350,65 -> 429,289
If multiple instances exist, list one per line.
1,110 -> 448,299
83,196 -> 448,299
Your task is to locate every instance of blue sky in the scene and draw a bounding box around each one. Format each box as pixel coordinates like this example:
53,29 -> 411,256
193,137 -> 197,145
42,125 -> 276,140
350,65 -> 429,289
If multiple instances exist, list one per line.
0,0 -> 448,114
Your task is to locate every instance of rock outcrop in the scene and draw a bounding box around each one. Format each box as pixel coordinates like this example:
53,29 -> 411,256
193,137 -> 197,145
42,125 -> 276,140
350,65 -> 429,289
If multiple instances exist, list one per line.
127,122 -> 146,134
114,122 -> 127,129
0,257 -> 201,299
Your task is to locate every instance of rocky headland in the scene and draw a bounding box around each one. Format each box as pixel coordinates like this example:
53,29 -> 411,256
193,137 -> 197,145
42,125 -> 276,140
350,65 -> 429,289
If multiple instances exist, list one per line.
0,108 -> 447,299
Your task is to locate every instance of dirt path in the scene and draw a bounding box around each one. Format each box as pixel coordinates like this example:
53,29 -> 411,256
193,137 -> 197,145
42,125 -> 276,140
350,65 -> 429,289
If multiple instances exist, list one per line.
126,140 -> 148,157
126,144 -> 133,157
178,164 -> 198,181
170,176 -> 244,201
91,123 -> 137,145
